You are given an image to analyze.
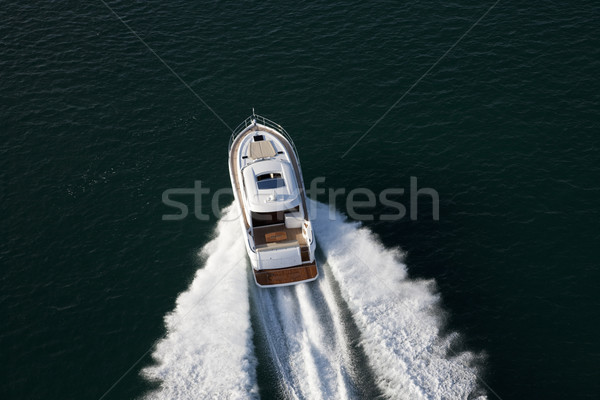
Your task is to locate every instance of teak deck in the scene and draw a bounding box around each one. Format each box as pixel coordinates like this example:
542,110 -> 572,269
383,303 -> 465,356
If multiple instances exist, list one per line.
253,224 -> 305,247
265,231 -> 287,243
254,262 -> 318,286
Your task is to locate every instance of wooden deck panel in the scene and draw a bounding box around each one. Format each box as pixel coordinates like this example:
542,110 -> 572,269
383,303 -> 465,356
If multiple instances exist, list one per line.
254,262 -> 318,286
265,231 -> 287,243
300,246 -> 311,262
253,223 -> 305,246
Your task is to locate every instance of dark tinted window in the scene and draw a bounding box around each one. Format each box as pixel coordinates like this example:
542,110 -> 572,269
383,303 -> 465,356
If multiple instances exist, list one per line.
257,178 -> 286,190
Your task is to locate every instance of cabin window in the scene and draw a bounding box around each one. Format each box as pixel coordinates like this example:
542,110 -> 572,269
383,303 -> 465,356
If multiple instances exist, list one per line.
257,172 -> 285,190
252,211 -> 284,227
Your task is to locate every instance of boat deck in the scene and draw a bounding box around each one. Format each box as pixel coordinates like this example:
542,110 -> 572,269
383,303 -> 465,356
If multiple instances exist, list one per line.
253,223 -> 306,249
229,123 -> 309,230
254,262 -> 318,286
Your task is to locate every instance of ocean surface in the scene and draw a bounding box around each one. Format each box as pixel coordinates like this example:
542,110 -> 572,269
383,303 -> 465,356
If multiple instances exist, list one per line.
1,1 -> 599,399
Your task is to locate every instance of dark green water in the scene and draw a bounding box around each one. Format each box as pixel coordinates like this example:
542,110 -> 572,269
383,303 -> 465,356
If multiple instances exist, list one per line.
2,1 -> 599,399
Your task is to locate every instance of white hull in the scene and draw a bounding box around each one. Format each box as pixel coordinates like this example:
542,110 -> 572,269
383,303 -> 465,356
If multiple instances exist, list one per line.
228,115 -> 318,288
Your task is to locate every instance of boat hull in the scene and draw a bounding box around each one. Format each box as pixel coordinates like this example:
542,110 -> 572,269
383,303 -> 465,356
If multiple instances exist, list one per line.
228,115 -> 318,288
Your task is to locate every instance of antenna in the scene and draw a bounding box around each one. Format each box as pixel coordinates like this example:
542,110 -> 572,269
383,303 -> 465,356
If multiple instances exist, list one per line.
252,107 -> 255,117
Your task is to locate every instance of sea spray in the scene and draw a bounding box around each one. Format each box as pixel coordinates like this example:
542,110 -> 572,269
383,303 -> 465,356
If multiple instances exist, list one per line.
252,283 -> 356,399
142,200 -> 485,399
310,199 -> 487,399
142,204 -> 258,399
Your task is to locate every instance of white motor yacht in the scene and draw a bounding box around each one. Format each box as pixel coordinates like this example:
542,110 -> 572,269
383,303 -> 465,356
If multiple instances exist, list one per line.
228,113 -> 318,287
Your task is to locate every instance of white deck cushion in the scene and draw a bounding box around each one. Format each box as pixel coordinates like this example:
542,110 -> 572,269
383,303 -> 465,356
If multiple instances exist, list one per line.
249,141 -> 277,159
285,212 -> 304,229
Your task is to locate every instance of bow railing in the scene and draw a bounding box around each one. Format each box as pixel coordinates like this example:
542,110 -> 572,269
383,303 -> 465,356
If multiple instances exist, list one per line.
228,113 -> 299,159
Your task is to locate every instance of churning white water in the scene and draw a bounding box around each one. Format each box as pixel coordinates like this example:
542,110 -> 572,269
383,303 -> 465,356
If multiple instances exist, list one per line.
142,204 -> 258,399
309,199 -> 486,399
251,271 -> 359,399
143,201 -> 486,399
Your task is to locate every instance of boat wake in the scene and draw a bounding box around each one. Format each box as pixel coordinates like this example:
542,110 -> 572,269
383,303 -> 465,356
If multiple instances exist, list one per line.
250,268 -> 370,399
142,204 -> 258,399
143,201 -> 486,399
309,199 -> 486,399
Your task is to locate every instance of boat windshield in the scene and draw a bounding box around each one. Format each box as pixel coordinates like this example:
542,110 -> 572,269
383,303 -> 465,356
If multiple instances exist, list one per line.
257,178 -> 286,190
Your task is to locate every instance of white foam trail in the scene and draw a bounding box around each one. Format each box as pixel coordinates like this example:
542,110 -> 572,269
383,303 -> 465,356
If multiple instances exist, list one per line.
142,204 -> 258,399
310,199 -> 487,399
252,280 -> 357,399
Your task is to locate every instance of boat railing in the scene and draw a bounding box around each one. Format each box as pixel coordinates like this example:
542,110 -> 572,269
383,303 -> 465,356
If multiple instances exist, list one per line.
228,113 -> 300,160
